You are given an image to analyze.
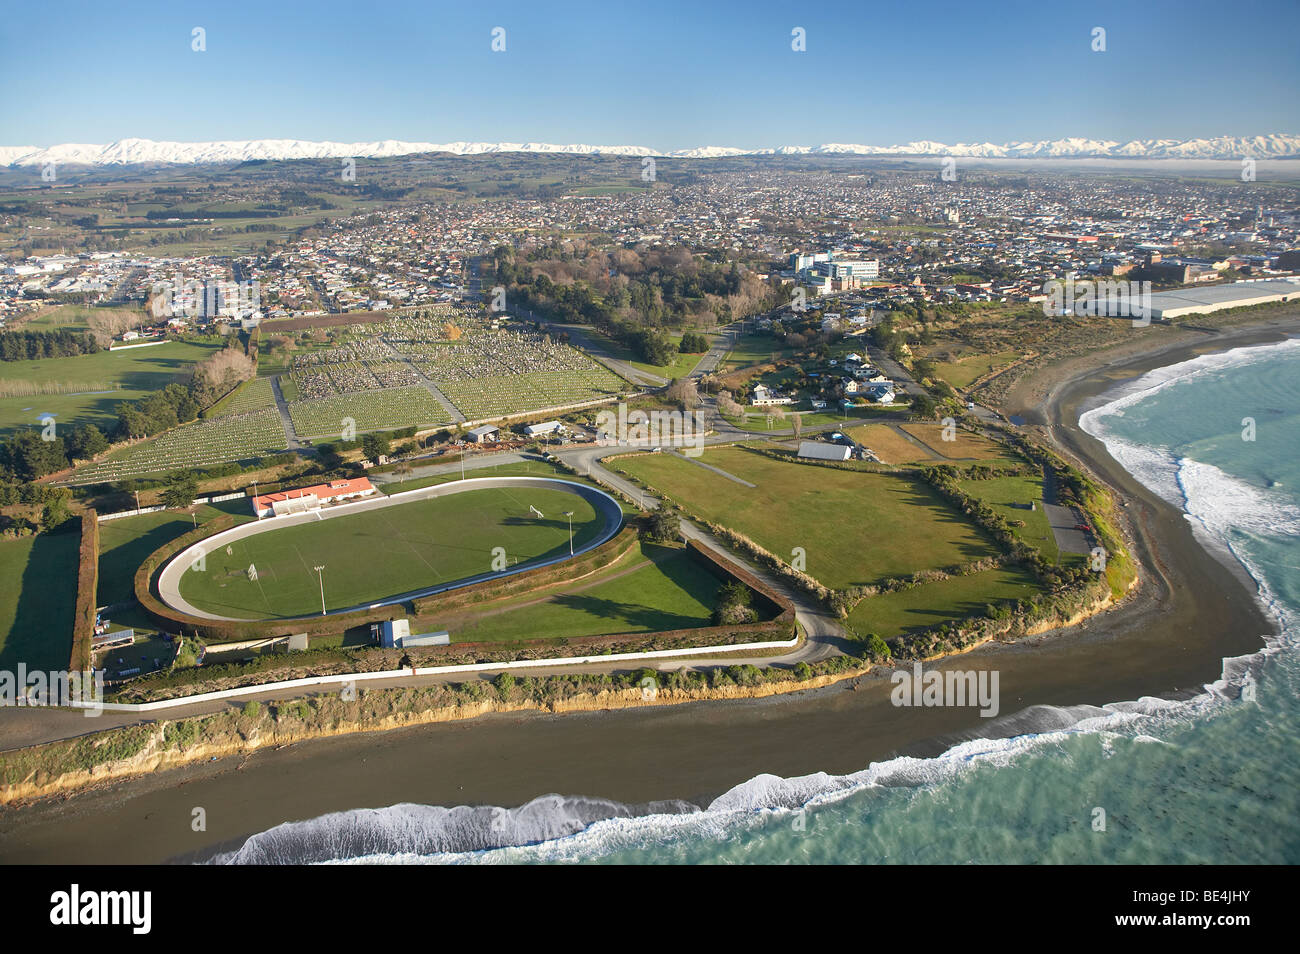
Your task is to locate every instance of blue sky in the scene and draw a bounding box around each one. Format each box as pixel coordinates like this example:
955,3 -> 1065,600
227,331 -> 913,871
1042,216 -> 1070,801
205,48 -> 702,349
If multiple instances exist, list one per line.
2,0 -> 1296,148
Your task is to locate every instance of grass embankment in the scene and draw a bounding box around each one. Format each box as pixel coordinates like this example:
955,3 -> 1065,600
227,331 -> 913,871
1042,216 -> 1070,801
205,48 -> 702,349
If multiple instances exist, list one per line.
415,540 -> 732,643
0,655 -> 870,805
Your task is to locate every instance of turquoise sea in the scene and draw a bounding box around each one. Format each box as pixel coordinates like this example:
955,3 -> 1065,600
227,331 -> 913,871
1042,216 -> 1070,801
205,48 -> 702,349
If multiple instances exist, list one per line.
218,339 -> 1300,864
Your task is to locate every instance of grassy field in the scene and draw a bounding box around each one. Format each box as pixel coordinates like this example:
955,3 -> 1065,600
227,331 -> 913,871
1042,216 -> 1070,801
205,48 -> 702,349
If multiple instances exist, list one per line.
955,474 -> 1060,561
176,486 -> 606,619
846,423 -> 937,464
899,422 -> 1013,461
417,540 -> 732,643
0,338 -> 224,435
97,502 -> 255,608
930,350 -> 1022,389
845,565 -> 1041,639
722,332 -> 791,370
613,446 -> 999,590
0,532 -> 80,672
581,328 -> 706,379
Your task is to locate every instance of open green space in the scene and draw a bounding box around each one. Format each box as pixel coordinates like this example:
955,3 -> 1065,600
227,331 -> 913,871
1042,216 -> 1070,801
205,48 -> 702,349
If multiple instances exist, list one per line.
0,338 -> 224,436
613,446 -> 999,590
419,540 -> 736,644
955,474 -> 1060,562
176,486 -> 606,619
97,502 -> 254,607
845,565 -> 1041,640
0,532 -> 80,672
581,328 -> 706,379
930,350 -> 1022,389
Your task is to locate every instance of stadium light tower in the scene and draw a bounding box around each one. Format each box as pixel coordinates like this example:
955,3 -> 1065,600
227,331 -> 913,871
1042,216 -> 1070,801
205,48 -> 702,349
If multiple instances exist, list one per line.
562,510 -> 574,555
314,565 -> 327,616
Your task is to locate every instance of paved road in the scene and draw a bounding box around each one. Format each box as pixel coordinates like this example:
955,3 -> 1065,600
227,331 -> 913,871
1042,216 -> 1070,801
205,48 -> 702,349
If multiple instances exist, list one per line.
1042,467 -> 1094,555
269,374 -> 303,450
688,326 -> 738,378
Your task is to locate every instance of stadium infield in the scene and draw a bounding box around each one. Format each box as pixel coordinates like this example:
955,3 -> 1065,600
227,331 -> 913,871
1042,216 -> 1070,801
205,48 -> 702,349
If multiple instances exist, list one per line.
162,477 -> 623,621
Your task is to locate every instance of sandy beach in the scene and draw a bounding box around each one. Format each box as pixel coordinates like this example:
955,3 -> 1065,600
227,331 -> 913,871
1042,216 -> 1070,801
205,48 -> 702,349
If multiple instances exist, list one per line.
0,315 -> 1291,864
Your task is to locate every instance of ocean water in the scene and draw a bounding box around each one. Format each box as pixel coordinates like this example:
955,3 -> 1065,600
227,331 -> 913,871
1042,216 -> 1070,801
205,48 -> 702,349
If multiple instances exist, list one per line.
216,339 -> 1300,864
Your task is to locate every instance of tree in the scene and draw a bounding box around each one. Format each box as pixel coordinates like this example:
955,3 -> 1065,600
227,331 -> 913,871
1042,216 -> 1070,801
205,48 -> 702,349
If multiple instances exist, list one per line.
67,424 -> 109,462
910,393 -> 938,420
645,508 -> 680,541
713,581 -> 757,625
161,470 -> 198,509
361,432 -> 389,461
41,493 -> 72,531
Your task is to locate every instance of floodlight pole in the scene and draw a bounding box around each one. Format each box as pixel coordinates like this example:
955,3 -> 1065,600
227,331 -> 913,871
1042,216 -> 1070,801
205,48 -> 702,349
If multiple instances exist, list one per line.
563,510 -> 574,555
314,565 -> 327,616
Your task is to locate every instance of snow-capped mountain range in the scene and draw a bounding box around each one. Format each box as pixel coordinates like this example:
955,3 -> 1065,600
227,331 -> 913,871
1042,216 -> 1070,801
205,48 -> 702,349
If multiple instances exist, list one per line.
1,134 -> 1297,167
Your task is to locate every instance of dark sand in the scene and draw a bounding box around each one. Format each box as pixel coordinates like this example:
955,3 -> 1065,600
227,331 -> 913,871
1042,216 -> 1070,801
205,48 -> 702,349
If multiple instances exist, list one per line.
0,320 -> 1289,864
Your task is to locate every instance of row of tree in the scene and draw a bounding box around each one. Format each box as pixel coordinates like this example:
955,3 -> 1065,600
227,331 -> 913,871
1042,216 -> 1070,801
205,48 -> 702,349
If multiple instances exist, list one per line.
0,329 -> 101,362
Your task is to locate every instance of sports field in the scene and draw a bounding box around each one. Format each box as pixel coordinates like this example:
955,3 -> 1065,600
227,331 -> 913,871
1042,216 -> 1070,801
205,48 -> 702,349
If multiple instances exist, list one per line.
176,487 -> 604,619
613,446 -> 999,590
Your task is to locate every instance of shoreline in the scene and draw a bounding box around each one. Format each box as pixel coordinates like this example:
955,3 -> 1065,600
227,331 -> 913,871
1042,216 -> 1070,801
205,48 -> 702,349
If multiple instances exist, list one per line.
0,316 -> 1290,863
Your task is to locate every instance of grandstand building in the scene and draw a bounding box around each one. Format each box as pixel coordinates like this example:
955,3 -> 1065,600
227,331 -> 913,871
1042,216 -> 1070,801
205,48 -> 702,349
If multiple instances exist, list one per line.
252,477 -> 377,518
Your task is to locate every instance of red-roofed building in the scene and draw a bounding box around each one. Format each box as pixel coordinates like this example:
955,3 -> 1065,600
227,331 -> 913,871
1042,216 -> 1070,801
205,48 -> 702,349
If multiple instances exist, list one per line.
252,477 -> 377,518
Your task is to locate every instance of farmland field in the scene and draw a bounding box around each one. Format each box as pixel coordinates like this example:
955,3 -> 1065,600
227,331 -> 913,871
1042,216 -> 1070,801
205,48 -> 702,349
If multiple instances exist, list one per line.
613,446 -> 999,590
176,486 -> 605,619
846,423 -> 937,464
0,338 -> 224,435
0,532 -> 79,672
899,422 -> 1013,461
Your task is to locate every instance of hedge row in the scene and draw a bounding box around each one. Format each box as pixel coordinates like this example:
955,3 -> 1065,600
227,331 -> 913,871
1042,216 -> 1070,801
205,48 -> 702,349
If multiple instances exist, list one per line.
68,511 -> 99,672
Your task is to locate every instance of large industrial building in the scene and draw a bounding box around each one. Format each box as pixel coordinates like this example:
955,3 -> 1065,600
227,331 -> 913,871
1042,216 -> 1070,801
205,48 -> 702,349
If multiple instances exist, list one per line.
1138,279 -> 1300,321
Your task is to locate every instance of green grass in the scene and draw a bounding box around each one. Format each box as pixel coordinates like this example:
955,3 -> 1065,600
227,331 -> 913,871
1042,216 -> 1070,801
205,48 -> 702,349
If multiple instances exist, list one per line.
955,475 -> 1059,561
929,350 -> 1021,389
422,541 -> 731,643
614,446 -> 999,590
722,332 -> 791,370
845,565 -> 1041,640
0,338 -> 225,436
96,503 -> 254,607
176,486 -> 607,619
578,328 -> 705,379
0,532 -> 80,672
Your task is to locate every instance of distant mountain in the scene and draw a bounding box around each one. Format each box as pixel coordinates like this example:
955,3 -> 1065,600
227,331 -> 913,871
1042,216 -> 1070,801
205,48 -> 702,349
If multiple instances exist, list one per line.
2,134 -> 1297,167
